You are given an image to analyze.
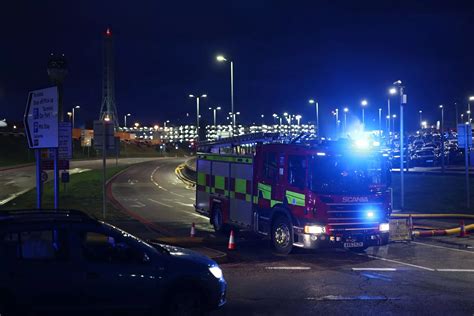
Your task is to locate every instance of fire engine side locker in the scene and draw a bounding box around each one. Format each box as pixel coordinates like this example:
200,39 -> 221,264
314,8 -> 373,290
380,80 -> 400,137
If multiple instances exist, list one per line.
196,154 -> 254,228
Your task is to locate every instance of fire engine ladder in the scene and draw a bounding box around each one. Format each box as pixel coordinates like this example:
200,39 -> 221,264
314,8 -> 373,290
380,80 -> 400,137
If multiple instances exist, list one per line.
197,132 -> 282,154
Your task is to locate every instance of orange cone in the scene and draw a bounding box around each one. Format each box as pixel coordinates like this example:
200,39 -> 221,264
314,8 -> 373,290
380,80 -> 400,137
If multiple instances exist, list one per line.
190,222 -> 196,237
228,230 -> 236,250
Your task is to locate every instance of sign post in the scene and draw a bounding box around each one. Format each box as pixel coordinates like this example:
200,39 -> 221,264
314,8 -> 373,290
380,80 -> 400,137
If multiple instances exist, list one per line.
24,87 -> 59,209
458,123 -> 472,209
94,120 -> 115,219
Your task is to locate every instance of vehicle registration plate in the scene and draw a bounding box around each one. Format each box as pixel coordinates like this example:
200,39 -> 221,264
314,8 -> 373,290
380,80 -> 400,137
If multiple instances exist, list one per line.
344,242 -> 363,248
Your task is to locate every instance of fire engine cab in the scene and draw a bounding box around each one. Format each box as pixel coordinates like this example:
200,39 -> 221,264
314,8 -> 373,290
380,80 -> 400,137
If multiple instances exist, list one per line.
195,133 -> 392,254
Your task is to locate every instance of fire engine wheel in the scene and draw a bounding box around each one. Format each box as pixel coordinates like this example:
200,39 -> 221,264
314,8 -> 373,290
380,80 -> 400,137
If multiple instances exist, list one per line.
271,215 -> 293,255
211,206 -> 226,234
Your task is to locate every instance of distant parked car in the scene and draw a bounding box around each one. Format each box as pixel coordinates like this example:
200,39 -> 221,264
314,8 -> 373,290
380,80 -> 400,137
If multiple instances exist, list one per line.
412,149 -> 438,166
0,210 -> 226,315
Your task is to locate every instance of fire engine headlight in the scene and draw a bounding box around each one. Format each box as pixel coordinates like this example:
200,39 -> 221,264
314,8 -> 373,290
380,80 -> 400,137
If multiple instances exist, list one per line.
304,225 -> 326,235
379,223 -> 390,232
209,266 -> 223,279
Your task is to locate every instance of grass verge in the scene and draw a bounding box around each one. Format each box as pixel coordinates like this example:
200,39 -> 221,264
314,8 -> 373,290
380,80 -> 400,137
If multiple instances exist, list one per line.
391,173 -> 474,213
0,166 -> 130,221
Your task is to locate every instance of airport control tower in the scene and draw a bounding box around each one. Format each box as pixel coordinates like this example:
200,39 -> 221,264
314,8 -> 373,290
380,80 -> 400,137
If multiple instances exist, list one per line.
99,28 -> 119,127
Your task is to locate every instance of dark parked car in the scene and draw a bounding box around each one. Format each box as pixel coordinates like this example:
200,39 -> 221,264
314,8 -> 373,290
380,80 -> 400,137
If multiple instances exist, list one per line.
0,209 -> 226,315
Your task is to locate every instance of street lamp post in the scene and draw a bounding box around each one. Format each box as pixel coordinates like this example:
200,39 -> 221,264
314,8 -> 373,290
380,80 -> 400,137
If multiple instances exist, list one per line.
361,100 -> 368,127
440,105 -> 445,174
164,120 -> 170,129
217,55 -> 235,134
72,105 -> 80,129
388,88 -> 397,138
419,110 -> 422,129
189,94 -> 207,142
343,107 -> 349,135
124,113 -> 131,128
393,80 -> 406,209
378,108 -> 382,135
392,114 -> 397,133
209,106 -> 221,128
468,96 -> 474,123
295,115 -> 302,126
309,99 -> 319,136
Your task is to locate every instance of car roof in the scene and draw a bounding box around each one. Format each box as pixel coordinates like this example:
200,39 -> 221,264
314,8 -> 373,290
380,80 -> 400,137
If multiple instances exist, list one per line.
0,209 -> 97,226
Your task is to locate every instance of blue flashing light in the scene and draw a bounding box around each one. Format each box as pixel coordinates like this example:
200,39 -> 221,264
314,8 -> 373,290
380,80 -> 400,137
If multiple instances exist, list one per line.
366,211 -> 375,219
355,139 -> 370,149
316,152 -> 326,156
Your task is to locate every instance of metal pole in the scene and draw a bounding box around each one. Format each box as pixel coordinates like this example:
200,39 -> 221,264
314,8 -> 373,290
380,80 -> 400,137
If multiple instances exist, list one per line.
214,109 -> 217,128
441,106 -> 445,173
344,113 -> 347,135
316,102 -> 319,136
102,121 -> 107,220
387,98 -> 391,137
230,61 -> 235,134
378,108 -> 382,135
72,108 -> 75,130
196,97 -> 200,142
54,148 -> 59,209
400,87 -> 405,209
465,125 -> 470,208
124,115 -> 127,128
35,149 -> 42,209
362,108 -> 365,126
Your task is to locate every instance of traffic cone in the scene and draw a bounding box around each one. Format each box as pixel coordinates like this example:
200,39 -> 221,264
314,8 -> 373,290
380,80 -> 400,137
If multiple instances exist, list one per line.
458,220 -> 468,238
228,230 -> 236,250
190,222 -> 196,237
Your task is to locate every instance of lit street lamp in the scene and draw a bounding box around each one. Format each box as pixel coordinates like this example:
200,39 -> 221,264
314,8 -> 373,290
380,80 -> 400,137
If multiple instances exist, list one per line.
209,106 -> 221,128
71,105 -> 80,129
189,94 -> 207,142
295,115 -> 302,126
124,113 -> 131,128
392,114 -> 397,132
309,99 -> 319,136
418,110 -> 422,129
378,108 -> 382,135
164,120 -> 170,128
216,55 -> 235,134
361,99 -> 368,126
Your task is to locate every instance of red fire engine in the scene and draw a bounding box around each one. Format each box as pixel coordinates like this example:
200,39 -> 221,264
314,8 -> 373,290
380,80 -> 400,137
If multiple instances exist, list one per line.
195,133 -> 392,254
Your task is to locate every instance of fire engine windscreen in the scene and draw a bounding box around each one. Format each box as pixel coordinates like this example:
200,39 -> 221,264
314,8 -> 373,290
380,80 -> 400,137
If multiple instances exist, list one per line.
309,154 -> 390,194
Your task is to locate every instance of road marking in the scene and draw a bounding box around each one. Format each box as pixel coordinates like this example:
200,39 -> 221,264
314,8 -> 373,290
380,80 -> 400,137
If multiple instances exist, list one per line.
129,201 -> 146,208
147,198 -> 172,208
352,268 -> 397,271
306,295 -> 397,301
411,241 -> 474,254
0,189 -> 30,205
265,266 -> 311,270
436,269 -> 474,272
358,253 -> 435,271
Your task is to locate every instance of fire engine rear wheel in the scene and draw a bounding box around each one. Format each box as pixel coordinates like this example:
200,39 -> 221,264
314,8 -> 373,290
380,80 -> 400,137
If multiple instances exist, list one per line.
211,206 -> 227,234
271,215 -> 293,255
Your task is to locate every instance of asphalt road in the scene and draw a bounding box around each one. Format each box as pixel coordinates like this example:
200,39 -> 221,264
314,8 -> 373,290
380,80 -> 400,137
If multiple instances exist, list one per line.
0,157 -> 158,206
109,158 -> 474,315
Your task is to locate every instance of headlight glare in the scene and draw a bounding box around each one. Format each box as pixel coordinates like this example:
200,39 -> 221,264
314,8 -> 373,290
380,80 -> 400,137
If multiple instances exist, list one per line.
379,223 -> 390,232
209,266 -> 223,279
304,225 -> 326,234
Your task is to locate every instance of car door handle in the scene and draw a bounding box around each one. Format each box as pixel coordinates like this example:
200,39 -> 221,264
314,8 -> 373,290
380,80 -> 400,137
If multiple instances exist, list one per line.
86,272 -> 100,280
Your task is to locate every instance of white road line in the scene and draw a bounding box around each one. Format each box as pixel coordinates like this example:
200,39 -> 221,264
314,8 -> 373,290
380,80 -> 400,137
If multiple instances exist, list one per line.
265,267 -> 311,270
358,253 -> 435,271
352,268 -> 397,271
306,295 -> 394,301
436,269 -> 474,272
411,241 -> 474,254
147,198 -> 172,208
0,189 -> 30,206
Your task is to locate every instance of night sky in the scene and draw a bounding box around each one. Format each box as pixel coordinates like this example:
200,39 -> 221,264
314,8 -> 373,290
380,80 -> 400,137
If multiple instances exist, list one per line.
1,0 -> 474,134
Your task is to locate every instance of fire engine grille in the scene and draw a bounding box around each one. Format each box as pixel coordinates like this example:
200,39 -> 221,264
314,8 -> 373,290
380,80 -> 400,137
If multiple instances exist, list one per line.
326,203 -> 383,231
